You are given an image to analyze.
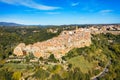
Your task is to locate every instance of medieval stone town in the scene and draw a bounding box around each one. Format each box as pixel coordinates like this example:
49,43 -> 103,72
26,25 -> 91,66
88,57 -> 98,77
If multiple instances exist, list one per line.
13,25 -> 120,59
13,28 -> 91,59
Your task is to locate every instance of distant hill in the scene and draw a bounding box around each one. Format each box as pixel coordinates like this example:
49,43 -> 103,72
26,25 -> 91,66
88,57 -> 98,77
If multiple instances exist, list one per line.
0,22 -> 119,27
0,22 -> 23,26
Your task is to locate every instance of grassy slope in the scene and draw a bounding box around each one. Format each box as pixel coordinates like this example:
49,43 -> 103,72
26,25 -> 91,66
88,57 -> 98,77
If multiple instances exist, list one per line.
68,56 -> 93,73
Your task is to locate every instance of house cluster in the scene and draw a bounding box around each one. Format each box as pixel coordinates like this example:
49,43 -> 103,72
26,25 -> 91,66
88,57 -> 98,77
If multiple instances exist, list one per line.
13,28 -> 91,59
47,28 -> 58,33
89,25 -> 120,34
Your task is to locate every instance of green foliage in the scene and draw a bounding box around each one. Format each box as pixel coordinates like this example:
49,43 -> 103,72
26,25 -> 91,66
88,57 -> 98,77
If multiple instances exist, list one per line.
0,27 -> 120,80
33,68 -> 50,80
50,74 -> 62,80
64,67 -> 90,80
12,71 -> 22,80
25,52 -> 35,63
110,44 -> 120,56
4,63 -> 33,70
68,56 -> 93,73
68,63 -> 72,69
64,33 -> 120,79
25,56 -> 30,63
48,54 -> 58,62
39,57 -> 43,61
52,65 -> 63,73
0,69 -> 12,80
29,52 -> 35,59
0,27 -> 61,59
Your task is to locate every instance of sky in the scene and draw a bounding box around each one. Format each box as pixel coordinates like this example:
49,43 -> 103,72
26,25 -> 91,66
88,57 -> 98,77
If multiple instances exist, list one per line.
0,0 -> 120,25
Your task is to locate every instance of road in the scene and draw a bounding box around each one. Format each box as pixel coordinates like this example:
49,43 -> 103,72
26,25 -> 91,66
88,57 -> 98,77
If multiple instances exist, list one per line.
91,60 -> 111,80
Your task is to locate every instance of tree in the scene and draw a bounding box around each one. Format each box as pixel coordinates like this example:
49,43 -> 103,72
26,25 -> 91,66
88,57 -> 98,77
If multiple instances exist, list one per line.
25,56 -> 30,63
29,52 -> 34,59
39,57 -> 43,61
68,64 -> 72,69
48,54 -> 57,62
33,68 -> 49,80
50,74 -> 62,80
12,71 -> 22,80
0,69 -> 12,80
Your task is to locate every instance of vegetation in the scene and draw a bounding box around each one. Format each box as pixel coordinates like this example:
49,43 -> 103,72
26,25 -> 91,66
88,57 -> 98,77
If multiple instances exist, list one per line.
48,54 -> 58,63
0,27 -> 62,59
68,56 -> 93,73
12,71 -> 22,80
0,26 -> 120,80
33,68 -> 50,80
63,33 -> 120,79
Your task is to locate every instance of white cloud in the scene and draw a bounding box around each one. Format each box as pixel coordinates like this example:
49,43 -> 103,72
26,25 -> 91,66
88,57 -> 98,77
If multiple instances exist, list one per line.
0,0 -> 60,10
71,2 -> 79,6
99,10 -> 113,13
46,12 -> 60,14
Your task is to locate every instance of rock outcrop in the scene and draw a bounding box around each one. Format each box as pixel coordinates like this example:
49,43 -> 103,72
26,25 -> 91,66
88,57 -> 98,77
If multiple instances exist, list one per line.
13,28 -> 91,58
13,43 -> 26,56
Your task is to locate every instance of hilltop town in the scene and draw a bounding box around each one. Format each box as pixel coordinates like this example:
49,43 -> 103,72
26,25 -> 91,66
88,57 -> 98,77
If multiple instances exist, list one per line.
13,28 -> 91,59
13,25 -> 120,59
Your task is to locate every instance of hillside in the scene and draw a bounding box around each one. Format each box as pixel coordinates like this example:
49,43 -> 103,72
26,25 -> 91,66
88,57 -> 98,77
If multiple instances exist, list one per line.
0,22 -> 23,26
0,26 -> 120,80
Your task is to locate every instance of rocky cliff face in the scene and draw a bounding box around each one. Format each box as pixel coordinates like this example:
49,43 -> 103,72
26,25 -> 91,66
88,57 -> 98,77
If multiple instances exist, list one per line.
13,43 -> 26,56
13,28 -> 91,58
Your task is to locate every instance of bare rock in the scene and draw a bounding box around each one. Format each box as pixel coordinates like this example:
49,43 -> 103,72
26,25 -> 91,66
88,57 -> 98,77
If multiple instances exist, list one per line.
13,43 -> 25,56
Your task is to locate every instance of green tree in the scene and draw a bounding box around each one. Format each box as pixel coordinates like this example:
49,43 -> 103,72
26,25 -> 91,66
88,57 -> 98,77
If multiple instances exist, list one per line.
12,71 -> 21,80
50,74 -> 62,80
33,68 -> 50,80
48,54 -> 57,62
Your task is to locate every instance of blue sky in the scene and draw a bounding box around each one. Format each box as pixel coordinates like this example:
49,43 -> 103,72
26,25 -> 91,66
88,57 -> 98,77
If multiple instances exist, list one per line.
0,0 -> 120,25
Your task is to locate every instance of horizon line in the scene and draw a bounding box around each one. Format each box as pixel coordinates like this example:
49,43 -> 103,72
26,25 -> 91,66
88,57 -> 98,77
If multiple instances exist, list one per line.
0,21 -> 120,26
